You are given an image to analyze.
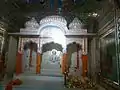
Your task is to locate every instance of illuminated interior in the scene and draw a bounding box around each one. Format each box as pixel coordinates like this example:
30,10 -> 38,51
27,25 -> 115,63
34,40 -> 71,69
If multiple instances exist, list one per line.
40,26 -> 66,48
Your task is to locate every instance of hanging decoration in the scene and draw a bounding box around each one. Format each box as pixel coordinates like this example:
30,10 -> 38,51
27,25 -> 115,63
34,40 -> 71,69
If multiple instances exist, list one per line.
50,0 -> 54,10
25,0 -> 30,3
49,0 -> 63,13
58,0 -> 62,9
72,0 -> 86,5
40,0 -> 45,4
25,0 -> 45,4
58,0 -> 63,14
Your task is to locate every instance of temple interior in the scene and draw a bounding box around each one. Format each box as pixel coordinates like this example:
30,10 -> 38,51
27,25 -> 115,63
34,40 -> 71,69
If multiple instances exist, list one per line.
0,0 -> 120,90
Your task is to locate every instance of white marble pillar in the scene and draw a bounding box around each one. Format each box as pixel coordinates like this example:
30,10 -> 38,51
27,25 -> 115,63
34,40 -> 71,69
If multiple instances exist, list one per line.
28,50 -> 36,73
4,36 -> 17,82
90,38 -> 97,83
69,50 -> 83,76
22,48 -> 30,72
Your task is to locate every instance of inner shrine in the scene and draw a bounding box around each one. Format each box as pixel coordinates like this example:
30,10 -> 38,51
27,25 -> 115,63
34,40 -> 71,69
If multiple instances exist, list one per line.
7,15 -> 88,77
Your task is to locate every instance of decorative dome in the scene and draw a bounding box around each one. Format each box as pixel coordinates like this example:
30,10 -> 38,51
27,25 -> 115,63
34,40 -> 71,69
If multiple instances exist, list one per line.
20,18 -> 39,34
25,17 -> 39,28
40,15 -> 67,26
69,17 -> 83,29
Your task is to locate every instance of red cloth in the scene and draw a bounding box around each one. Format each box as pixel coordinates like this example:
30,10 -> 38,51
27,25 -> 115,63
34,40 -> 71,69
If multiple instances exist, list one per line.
12,79 -> 22,85
5,84 -> 12,90
0,61 -> 4,73
81,55 -> 88,77
5,79 -> 22,90
16,52 -> 22,75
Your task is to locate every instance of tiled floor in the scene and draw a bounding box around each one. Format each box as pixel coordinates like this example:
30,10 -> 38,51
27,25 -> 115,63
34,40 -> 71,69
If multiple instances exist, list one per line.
0,74 -> 106,90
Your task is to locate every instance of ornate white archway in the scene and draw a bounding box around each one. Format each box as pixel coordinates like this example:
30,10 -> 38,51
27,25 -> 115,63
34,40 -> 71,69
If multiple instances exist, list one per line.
40,26 -> 66,48
38,16 -> 68,75
39,15 -> 68,34
19,15 -> 87,54
15,15 -> 88,76
38,15 -> 68,53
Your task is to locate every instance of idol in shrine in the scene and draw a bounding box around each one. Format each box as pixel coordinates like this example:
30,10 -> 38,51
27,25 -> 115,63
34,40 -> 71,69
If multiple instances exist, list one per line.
49,49 -> 60,65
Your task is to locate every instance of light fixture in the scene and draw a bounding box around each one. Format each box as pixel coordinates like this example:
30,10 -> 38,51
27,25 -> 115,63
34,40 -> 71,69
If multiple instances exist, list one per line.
88,12 -> 99,17
92,12 -> 99,17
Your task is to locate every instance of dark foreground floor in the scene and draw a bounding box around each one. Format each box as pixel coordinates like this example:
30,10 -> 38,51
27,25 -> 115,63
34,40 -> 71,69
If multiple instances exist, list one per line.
0,74 -> 106,90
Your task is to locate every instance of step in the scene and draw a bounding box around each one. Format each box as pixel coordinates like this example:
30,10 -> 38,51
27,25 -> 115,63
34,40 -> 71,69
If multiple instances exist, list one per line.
14,75 -> 64,82
40,69 -> 62,76
9,75 -> 65,90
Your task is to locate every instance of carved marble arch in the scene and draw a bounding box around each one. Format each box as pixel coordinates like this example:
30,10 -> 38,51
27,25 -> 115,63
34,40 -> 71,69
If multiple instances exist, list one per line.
19,16 -> 88,54
42,42 -> 63,53
23,40 -> 37,52
67,42 -> 82,53
66,38 -> 87,54
39,16 -> 67,50
41,42 -> 63,65
39,15 -> 68,35
66,42 -> 82,65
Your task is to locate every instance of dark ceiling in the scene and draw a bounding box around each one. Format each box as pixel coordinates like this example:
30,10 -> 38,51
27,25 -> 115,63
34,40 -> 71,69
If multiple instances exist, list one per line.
0,0 -> 107,32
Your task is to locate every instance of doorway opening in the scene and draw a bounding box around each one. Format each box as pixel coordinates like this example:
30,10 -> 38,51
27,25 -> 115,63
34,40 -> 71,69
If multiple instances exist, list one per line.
22,40 -> 38,73
40,26 -> 66,76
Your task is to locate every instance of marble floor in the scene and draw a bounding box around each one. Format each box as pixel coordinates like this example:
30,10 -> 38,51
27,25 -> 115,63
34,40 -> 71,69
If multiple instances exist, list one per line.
0,74 -> 106,90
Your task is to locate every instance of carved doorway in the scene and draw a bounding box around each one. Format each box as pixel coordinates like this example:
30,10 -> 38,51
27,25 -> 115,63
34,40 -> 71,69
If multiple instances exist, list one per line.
41,42 -> 63,76
22,40 -> 37,74
39,16 -> 67,76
